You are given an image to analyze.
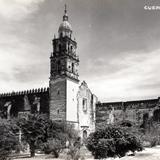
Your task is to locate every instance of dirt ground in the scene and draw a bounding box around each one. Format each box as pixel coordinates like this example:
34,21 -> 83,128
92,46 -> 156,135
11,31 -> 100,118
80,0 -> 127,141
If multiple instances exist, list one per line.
14,146 -> 160,160
120,146 -> 160,160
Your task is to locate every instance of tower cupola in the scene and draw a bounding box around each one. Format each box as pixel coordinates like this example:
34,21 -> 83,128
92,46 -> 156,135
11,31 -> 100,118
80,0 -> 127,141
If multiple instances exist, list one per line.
50,5 -> 79,82
58,4 -> 72,38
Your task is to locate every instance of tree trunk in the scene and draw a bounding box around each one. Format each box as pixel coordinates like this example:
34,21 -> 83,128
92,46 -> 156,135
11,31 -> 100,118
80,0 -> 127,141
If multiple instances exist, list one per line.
30,150 -> 35,157
30,142 -> 35,157
52,150 -> 59,158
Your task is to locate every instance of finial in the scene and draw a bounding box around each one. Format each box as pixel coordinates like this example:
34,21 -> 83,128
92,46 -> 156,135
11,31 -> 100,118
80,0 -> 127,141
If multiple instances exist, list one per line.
65,4 -> 67,14
63,4 -> 68,21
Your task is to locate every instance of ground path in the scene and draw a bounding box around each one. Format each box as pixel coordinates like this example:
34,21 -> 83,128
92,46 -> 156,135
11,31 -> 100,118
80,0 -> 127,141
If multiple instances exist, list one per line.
14,146 -> 160,160
120,146 -> 160,160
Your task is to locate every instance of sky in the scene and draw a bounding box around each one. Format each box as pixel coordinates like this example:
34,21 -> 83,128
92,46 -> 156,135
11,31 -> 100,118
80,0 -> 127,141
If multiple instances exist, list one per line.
0,0 -> 160,102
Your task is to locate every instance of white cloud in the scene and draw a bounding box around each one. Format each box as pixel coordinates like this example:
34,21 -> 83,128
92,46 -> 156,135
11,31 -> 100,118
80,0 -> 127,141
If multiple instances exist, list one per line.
0,0 -> 45,20
87,49 -> 160,102
0,0 -> 48,93
0,0 -> 159,102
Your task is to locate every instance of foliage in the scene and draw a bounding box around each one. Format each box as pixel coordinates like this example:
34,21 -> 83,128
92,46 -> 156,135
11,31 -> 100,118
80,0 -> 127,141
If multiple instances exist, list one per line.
141,134 -> 158,147
140,120 -> 160,147
66,137 -> 81,160
66,145 -> 81,160
18,114 -> 78,158
45,120 -> 77,141
0,118 -> 19,160
42,138 -> 64,158
86,125 -> 143,159
43,121 -> 79,158
17,114 -> 48,157
118,120 -> 134,127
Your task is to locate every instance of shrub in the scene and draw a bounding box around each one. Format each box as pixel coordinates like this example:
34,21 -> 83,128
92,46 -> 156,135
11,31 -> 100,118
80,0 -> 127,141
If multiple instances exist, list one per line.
65,137 -> 81,160
140,119 -> 160,147
44,121 -> 79,158
150,137 -> 157,147
66,145 -> 81,160
0,118 -> 19,160
86,125 -> 143,159
141,133 -> 159,147
42,138 -> 64,158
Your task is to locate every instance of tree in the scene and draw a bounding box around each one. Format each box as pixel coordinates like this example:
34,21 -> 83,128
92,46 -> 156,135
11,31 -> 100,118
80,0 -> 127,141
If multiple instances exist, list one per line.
18,114 -> 47,157
18,114 -> 78,158
0,118 -> 19,160
42,120 -> 79,158
86,125 -> 143,159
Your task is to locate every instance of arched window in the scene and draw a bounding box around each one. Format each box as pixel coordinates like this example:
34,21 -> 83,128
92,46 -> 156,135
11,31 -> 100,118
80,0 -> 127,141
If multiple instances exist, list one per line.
59,44 -> 61,52
83,130 -> 87,140
59,32 -> 63,38
143,113 -> 149,121
57,89 -> 60,95
153,109 -> 160,122
65,43 -> 68,51
72,63 -> 74,73
83,98 -> 87,111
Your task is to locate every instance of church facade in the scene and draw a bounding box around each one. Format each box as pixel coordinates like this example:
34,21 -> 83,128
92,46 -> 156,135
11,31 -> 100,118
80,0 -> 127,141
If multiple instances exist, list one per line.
0,6 -> 97,139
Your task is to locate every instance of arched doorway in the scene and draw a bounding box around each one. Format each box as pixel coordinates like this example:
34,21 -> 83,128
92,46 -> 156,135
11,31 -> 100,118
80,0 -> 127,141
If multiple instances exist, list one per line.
83,130 -> 87,141
153,109 -> 160,122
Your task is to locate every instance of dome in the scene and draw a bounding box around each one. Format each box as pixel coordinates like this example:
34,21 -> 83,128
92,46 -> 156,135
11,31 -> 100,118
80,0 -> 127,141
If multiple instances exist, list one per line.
58,21 -> 72,33
58,5 -> 72,38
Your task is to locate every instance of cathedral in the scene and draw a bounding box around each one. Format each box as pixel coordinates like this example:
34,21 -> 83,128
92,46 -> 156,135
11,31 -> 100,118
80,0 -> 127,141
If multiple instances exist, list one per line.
1,5 -> 160,139
0,6 -> 98,139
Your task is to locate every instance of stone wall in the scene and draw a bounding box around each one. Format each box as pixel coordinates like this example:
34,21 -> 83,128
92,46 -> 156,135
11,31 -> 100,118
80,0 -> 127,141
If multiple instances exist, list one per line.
96,98 -> 160,128
49,78 -> 66,120
0,88 -> 49,119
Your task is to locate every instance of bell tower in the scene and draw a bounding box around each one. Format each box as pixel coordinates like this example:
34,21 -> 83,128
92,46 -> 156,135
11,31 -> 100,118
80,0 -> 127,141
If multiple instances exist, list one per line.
49,5 -> 79,123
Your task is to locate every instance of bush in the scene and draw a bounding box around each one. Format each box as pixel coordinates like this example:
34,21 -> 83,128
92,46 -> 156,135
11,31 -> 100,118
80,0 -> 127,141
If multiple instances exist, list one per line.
0,118 -> 19,160
66,137 -> 81,160
140,119 -> 160,147
66,145 -> 81,160
44,121 -> 79,158
141,134 -> 159,147
86,125 -> 143,159
42,138 -> 64,158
